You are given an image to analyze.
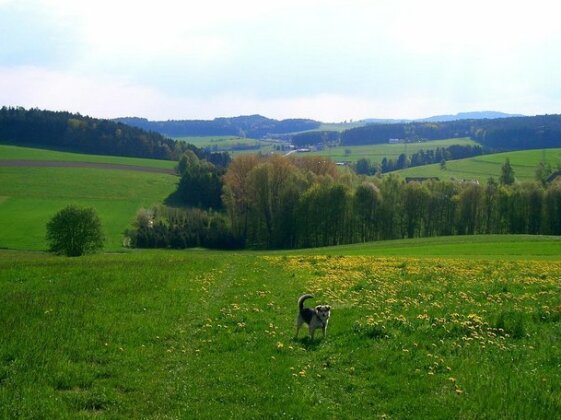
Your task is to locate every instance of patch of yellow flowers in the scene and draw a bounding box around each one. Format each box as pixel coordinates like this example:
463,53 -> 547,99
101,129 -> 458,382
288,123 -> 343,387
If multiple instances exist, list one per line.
264,256 -> 561,352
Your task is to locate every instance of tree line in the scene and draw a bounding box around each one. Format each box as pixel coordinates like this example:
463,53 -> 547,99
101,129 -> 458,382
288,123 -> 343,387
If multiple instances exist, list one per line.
127,153 -> 561,250
355,144 -> 484,175
0,107 -> 229,166
114,115 -> 321,138
291,130 -> 340,147
341,114 -> 561,151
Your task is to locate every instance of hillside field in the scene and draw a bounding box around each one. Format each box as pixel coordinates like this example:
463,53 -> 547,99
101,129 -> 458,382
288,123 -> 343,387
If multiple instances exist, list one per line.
307,138 -> 477,163
0,166 -> 177,250
0,144 -> 177,170
1,244 -> 560,418
396,148 -> 561,182
174,136 -> 279,155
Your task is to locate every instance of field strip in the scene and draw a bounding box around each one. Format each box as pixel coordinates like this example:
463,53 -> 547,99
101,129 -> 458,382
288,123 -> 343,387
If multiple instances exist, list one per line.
0,159 -> 176,175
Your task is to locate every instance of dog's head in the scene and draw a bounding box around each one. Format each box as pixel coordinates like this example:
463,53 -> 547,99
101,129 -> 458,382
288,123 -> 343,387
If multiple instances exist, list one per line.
315,305 -> 331,323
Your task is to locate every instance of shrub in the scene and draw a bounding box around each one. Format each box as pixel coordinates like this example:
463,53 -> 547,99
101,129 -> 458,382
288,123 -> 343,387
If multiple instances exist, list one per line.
46,205 -> 104,256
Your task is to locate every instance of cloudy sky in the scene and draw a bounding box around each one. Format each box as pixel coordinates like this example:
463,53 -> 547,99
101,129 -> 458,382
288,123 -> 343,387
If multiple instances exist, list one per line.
1,0 -> 561,121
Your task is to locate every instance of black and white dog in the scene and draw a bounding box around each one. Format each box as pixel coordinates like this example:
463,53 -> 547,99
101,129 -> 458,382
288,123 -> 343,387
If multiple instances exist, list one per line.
295,294 -> 331,339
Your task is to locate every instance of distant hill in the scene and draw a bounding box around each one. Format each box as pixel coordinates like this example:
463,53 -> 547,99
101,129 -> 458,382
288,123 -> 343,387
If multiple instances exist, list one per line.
360,111 -> 523,125
0,107 -> 230,166
360,118 -> 410,124
114,115 -> 321,138
115,111 -> 523,144
418,111 -> 524,123
341,114 -> 561,151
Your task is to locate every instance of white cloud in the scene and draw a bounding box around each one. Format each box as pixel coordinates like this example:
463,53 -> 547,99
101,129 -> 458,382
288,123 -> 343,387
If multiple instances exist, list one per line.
2,1 -> 561,120
2,65 -> 553,121
0,66 -> 171,117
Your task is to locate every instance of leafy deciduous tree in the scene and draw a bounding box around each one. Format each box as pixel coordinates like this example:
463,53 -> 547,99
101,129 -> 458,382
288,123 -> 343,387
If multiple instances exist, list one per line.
46,205 -> 104,256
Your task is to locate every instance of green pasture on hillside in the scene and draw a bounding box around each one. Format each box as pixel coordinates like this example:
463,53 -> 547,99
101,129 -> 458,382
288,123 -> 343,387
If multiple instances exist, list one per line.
397,148 -> 561,182
1,247 -> 560,418
174,136 -> 279,155
0,144 -> 177,170
307,138 -> 477,163
0,166 -> 177,250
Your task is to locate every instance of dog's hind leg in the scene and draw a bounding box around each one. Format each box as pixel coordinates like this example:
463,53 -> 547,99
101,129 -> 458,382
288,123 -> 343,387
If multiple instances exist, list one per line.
295,317 -> 303,338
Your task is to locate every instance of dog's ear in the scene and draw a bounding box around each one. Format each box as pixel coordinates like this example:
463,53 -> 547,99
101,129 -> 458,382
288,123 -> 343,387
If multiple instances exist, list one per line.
326,305 -> 331,311
315,305 -> 321,311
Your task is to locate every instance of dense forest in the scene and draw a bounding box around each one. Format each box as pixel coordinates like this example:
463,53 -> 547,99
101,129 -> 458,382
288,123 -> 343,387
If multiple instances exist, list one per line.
115,115 -> 321,138
127,153 -> 561,250
291,130 -> 340,147
0,107 -> 230,166
341,114 -> 561,151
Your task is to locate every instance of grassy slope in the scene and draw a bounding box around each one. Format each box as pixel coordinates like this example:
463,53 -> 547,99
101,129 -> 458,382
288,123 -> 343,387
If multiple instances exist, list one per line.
280,234 -> 561,259
0,166 -> 176,250
396,148 -> 561,182
174,136 -> 279,155
1,247 -> 560,418
0,144 -> 176,169
307,138 -> 477,162
174,135 -> 259,147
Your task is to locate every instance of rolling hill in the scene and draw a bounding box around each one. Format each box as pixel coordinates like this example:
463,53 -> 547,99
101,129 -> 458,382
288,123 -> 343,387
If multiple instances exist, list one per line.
114,115 -> 321,138
0,107 -> 229,167
395,148 -> 561,182
0,145 -> 177,250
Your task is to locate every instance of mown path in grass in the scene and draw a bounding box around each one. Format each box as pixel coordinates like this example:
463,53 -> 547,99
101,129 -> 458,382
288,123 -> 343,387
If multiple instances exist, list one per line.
1,250 -> 560,418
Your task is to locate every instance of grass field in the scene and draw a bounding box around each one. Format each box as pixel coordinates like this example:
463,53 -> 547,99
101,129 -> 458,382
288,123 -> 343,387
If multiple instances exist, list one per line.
396,148 -> 561,182
0,144 -> 177,170
0,166 -> 177,250
306,138 -> 477,163
2,143 -> 560,417
174,136 -> 280,155
282,234 -> 561,259
1,242 -> 560,418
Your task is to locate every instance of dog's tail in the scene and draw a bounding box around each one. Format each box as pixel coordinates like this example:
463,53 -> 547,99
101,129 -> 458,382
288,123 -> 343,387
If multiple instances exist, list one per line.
298,294 -> 314,312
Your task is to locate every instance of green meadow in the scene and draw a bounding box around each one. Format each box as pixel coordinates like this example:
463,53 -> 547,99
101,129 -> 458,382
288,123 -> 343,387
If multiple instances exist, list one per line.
1,245 -> 561,418
308,138 -> 477,163
1,145 -> 561,417
174,136 -> 279,155
281,234 -> 561,259
0,144 -> 176,170
0,166 -> 177,250
396,148 -> 561,182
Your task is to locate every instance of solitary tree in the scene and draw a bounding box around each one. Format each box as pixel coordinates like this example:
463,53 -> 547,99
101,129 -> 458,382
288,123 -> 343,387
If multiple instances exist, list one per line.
499,158 -> 515,185
46,205 -> 104,256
